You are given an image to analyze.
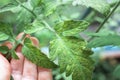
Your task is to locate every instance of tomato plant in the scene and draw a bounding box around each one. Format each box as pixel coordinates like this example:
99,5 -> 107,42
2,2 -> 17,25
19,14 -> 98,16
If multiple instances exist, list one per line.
0,0 -> 120,80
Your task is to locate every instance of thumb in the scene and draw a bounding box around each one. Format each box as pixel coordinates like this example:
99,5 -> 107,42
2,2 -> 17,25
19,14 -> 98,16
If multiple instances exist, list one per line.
0,54 -> 11,80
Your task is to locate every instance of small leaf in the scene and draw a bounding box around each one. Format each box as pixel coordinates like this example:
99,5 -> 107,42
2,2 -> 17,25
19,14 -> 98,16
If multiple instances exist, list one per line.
24,20 -> 45,34
0,32 -> 9,41
54,20 -> 89,36
0,23 -> 13,37
29,0 -> 41,8
0,46 -> 9,54
22,43 -> 57,68
11,50 -> 19,59
73,0 -> 110,15
87,35 -> 120,48
43,0 -> 60,16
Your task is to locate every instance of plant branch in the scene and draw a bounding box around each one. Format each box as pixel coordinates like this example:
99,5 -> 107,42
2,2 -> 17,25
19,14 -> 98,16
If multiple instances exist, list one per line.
42,20 -> 60,38
13,33 -> 26,50
14,0 -> 37,18
96,0 -> 120,33
88,1 -> 120,42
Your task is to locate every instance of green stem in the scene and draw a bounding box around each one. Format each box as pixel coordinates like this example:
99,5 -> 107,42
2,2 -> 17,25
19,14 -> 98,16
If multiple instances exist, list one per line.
96,0 -> 120,33
42,20 -> 56,33
13,33 -> 26,50
42,20 -> 60,38
6,33 -> 26,60
14,0 -> 37,18
88,1 -> 120,42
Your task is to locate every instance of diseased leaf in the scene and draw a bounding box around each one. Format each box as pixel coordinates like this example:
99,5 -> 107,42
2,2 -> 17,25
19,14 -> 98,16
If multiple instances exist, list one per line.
0,32 -> 9,41
42,0 -> 60,16
0,23 -> 13,37
22,43 -> 58,68
50,36 -> 94,80
0,46 -> 9,54
24,20 -> 45,34
87,35 -> 120,48
55,20 -> 89,36
72,0 -> 110,15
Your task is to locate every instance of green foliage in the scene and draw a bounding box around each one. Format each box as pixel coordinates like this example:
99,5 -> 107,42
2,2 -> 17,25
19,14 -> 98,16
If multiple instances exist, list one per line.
0,23 -> 13,37
0,46 -> 9,54
113,65 -> 120,79
73,0 -> 110,15
55,20 -> 89,36
11,50 -> 19,59
22,38 -> 57,69
29,0 -> 41,8
0,32 -> 9,41
87,35 -> 120,48
24,20 -> 45,34
42,0 -> 59,16
0,0 -> 118,80
50,37 -> 94,80
49,20 -> 94,80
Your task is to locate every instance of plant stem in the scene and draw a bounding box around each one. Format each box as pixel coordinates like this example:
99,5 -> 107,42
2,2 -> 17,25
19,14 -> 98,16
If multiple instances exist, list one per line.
14,0 -> 37,18
88,1 -> 120,42
6,33 -> 26,60
96,0 -> 120,33
42,20 -> 56,33
42,20 -> 60,38
13,33 -> 26,50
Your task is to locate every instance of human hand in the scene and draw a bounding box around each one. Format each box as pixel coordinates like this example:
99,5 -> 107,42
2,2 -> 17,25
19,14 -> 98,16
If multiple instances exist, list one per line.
0,33 -> 52,80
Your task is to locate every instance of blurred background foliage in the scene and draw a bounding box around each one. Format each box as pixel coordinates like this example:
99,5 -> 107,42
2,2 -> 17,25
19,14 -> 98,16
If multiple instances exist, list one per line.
0,0 -> 120,80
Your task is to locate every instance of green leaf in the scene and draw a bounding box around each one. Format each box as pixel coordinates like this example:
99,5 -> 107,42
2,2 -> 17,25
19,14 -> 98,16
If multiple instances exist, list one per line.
113,65 -> 120,78
11,50 -> 19,59
24,20 -> 45,34
42,0 -> 60,16
50,37 -> 94,80
0,32 -> 9,41
55,20 -> 89,36
0,46 -> 9,54
0,23 -> 13,37
87,35 -> 120,48
73,0 -> 110,15
24,37 -> 32,44
29,0 -> 41,8
0,4 -> 20,13
22,43 -> 57,68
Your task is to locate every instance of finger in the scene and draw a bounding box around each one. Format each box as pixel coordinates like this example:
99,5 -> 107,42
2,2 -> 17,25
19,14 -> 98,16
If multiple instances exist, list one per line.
10,52 -> 25,80
30,37 -> 52,80
100,51 -> 120,59
22,58 -> 37,80
16,32 -> 30,40
2,41 -> 12,49
0,54 -> 11,80
16,44 -> 22,52
30,37 -> 40,47
38,67 -> 53,80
